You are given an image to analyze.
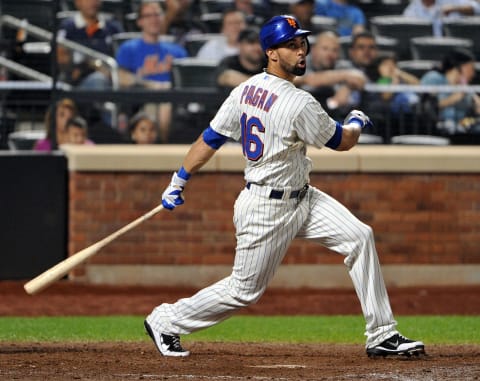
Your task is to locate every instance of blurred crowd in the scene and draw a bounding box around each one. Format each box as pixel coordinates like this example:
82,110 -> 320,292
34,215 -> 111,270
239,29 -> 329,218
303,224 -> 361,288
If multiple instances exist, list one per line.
2,0 -> 480,147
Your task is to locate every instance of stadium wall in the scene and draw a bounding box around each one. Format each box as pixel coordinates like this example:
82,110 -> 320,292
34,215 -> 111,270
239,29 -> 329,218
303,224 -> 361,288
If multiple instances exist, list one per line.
63,144 -> 480,288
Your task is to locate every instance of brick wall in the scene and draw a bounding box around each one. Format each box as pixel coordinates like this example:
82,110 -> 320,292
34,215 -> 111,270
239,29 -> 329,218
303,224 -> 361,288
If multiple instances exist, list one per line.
69,171 -> 480,276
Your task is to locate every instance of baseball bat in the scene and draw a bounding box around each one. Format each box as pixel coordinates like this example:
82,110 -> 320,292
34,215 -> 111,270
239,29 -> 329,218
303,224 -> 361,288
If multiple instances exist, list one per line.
24,203 -> 165,295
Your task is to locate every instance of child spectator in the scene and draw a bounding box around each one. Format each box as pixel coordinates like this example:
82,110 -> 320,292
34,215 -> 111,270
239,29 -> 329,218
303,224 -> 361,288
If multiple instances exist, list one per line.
64,116 -> 95,145
128,112 -> 159,144
365,53 -> 420,115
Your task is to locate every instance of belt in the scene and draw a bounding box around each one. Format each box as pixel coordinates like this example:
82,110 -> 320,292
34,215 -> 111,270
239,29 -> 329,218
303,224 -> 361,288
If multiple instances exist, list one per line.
246,182 -> 309,200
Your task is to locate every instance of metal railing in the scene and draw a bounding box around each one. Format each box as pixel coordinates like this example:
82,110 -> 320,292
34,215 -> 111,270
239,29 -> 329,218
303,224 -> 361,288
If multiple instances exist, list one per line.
0,15 -> 119,89
0,55 -> 71,89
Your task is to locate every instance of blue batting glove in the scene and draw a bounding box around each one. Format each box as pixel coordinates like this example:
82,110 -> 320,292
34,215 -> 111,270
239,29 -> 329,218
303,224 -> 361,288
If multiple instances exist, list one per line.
344,110 -> 373,129
162,168 -> 190,210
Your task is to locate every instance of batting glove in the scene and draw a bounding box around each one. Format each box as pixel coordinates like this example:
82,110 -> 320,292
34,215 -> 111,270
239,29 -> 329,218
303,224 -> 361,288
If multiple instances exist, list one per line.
162,168 -> 190,210
344,110 -> 373,129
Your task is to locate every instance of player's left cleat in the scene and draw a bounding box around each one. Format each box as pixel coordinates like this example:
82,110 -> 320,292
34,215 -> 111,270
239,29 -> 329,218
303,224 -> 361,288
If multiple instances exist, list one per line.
366,334 -> 425,358
144,320 -> 190,357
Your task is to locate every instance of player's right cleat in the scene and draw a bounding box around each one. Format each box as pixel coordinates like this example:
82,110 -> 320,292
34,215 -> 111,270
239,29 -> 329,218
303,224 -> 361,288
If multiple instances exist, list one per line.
144,320 -> 190,357
366,334 -> 425,358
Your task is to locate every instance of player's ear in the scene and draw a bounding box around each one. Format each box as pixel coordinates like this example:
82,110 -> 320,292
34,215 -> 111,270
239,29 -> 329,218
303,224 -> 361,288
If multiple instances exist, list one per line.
266,48 -> 278,62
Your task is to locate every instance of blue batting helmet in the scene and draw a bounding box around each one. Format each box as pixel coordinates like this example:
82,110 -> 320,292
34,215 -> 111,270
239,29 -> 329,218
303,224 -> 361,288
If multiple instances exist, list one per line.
259,15 -> 312,53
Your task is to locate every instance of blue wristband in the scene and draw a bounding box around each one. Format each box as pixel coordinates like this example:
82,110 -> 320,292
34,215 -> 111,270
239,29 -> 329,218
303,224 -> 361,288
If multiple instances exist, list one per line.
177,166 -> 191,181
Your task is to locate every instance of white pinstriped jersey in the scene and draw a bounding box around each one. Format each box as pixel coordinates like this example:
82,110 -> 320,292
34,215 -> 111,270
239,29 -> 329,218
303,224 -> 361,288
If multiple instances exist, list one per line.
210,72 -> 337,188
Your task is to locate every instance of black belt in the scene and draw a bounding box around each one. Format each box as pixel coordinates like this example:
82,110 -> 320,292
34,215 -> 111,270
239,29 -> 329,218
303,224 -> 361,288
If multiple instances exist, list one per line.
246,183 -> 309,200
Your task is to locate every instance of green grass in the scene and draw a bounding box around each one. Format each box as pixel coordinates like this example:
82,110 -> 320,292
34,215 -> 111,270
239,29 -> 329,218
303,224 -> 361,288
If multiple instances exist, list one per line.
0,316 -> 478,344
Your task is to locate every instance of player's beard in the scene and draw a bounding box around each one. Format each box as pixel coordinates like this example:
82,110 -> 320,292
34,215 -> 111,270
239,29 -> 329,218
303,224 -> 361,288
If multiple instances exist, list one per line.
279,58 -> 306,77
292,65 -> 306,76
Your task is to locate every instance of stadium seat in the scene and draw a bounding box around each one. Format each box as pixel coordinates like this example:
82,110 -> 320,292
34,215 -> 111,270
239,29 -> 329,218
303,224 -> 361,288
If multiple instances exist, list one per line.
397,60 -> 437,79
359,0 -> 410,20
171,58 -> 218,88
339,35 -> 398,60
200,13 -> 223,33
1,0 -> 55,32
269,0 -> 292,16
310,15 -> 337,34
369,16 -> 433,60
199,0 -> 232,14
57,10 -> 114,22
7,130 -> 45,150
390,135 -> 450,145
0,111 -> 17,150
443,17 -> 480,60
358,133 -> 384,144
410,36 -> 473,61
170,58 -> 219,143
184,33 -> 224,57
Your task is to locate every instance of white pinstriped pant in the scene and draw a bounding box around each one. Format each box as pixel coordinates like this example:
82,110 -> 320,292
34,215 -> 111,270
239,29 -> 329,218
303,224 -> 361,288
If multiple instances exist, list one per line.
147,186 -> 398,347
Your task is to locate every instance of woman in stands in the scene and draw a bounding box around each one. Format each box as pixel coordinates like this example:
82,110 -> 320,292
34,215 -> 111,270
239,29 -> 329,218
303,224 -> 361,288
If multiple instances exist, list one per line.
34,98 -> 78,151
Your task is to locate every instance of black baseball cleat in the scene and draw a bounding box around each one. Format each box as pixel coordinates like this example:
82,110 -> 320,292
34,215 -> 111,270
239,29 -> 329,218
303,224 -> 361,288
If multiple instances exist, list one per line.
366,334 -> 425,358
144,320 -> 190,357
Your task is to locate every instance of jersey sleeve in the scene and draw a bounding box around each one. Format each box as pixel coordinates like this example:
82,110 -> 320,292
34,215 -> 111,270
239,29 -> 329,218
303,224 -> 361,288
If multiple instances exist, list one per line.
209,87 -> 242,141
294,97 -> 337,148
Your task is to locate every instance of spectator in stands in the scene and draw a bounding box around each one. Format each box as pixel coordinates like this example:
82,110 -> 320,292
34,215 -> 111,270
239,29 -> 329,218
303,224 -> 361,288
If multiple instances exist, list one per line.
296,30 -> 366,118
216,28 -> 265,90
116,1 -> 187,89
196,9 -> 247,62
128,112 -> 159,144
34,98 -> 78,152
345,31 -> 378,72
64,116 -> 95,145
403,0 -> 480,37
162,0 -> 208,45
57,0 -> 124,89
233,0 -> 269,27
314,0 -> 366,37
290,0 -> 322,34
116,1 -> 188,142
420,48 -> 480,134
365,52 -> 420,116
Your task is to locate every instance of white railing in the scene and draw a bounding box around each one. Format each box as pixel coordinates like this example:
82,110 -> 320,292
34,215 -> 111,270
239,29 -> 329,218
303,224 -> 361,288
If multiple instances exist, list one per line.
0,15 -> 119,89
0,56 -> 71,89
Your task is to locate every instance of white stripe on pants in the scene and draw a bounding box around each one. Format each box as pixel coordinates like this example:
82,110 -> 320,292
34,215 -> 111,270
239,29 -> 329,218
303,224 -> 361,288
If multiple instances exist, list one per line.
147,186 -> 397,347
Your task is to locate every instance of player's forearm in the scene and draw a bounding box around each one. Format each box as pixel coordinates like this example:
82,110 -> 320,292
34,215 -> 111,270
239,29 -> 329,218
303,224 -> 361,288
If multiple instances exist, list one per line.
181,135 -> 217,174
336,124 -> 361,151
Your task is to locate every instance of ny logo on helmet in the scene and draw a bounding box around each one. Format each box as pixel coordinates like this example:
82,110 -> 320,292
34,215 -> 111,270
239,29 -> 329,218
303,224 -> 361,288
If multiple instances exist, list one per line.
286,18 -> 297,28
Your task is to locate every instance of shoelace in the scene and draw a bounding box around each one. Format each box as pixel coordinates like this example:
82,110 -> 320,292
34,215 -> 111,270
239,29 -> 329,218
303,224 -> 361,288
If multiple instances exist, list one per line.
171,335 -> 183,350
396,334 -> 410,343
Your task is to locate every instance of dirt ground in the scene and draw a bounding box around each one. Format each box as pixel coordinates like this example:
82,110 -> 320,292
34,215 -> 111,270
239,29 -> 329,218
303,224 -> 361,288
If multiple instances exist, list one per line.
1,281 -> 479,380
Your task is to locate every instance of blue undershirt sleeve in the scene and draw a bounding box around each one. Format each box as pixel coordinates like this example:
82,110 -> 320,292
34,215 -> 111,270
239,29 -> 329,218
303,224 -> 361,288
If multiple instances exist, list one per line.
325,122 -> 343,149
202,126 -> 228,150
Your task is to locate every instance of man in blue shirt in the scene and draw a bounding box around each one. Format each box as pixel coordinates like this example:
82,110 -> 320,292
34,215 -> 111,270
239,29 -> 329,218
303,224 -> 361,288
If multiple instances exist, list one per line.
116,1 -> 188,142
315,0 -> 366,37
116,1 -> 187,89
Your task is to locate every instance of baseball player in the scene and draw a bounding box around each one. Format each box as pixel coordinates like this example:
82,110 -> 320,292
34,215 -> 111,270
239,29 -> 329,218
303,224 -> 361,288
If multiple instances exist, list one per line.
144,15 -> 425,358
